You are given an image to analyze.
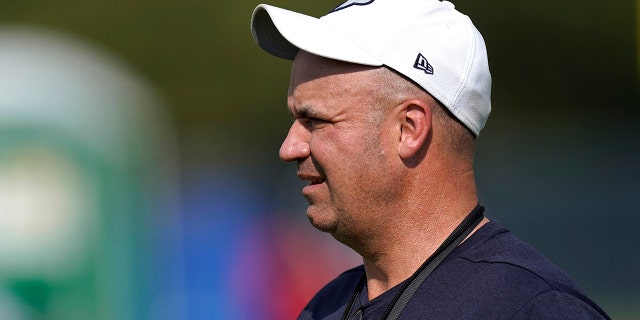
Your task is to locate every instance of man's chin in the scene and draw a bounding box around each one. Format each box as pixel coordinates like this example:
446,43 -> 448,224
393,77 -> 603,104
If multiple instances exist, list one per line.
306,207 -> 338,234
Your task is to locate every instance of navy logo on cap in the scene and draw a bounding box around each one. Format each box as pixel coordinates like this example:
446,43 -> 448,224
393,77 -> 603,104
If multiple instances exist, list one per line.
414,53 -> 434,75
330,0 -> 375,13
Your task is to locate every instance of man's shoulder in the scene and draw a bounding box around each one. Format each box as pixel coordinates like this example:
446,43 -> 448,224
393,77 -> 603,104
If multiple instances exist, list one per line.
411,220 -> 610,319
298,265 -> 364,320
314,264 -> 365,296
455,220 -> 581,292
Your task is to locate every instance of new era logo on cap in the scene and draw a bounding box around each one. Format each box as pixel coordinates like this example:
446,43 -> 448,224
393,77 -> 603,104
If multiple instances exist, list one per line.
331,0 -> 375,13
413,53 -> 434,75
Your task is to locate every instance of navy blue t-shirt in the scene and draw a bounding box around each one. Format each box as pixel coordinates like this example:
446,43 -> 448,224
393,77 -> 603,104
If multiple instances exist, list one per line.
298,221 -> 610,319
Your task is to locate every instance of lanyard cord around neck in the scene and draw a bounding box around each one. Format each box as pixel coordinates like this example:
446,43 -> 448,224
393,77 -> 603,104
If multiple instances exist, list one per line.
340,206 -> 485,320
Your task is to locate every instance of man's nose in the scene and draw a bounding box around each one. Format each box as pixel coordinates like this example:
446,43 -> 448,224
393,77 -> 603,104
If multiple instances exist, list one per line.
279,121 -> 310,162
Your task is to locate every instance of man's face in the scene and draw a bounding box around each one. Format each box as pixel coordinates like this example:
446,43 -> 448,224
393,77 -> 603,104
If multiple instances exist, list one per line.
280,52 -> 401,244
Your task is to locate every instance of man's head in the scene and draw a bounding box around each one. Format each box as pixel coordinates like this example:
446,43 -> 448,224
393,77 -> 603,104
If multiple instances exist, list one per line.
251,0 -> 491,248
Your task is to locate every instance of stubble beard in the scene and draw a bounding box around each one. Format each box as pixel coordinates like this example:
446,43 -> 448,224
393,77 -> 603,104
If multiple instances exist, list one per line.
306,201 -> 339,234
305,194 -> 356,246
308,157 -> 398,250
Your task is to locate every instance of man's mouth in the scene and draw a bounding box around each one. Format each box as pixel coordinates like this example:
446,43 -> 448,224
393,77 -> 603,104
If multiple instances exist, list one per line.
297,171 -> 326,186
300,175 -> 326,196
309,178 -> 326,186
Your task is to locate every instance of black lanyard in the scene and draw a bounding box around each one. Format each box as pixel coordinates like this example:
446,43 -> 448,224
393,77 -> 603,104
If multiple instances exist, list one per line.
341,206 -> 485,320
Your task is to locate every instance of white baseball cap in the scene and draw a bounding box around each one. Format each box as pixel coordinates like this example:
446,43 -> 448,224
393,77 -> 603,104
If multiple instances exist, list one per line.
251,0 -> 491,136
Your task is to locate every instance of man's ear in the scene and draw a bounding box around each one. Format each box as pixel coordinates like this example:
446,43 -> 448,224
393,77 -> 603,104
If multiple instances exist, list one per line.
397,100 -> 432,159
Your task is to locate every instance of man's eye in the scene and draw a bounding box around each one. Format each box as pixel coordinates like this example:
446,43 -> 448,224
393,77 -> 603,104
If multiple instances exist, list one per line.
303,117 -> 328,127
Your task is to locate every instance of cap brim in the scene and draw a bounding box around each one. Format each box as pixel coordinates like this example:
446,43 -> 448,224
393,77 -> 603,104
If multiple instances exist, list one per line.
250,4 -> 382,65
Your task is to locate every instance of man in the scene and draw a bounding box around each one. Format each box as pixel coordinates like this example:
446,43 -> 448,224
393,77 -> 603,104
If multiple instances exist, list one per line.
250,0 -> 611,319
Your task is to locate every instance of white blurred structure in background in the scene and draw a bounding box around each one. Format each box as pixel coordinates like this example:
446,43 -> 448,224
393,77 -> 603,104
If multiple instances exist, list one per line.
0,26 -> 180,320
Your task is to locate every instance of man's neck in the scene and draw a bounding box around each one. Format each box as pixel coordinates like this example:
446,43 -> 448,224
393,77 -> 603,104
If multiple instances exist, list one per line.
360,210 -> 488,300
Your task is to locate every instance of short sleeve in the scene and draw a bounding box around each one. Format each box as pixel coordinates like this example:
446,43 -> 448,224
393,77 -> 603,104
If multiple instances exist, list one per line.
511,291 -> 610,320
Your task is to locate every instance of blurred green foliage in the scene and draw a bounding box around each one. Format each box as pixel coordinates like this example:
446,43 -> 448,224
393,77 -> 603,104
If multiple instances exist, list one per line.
0,0 -> 636,154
